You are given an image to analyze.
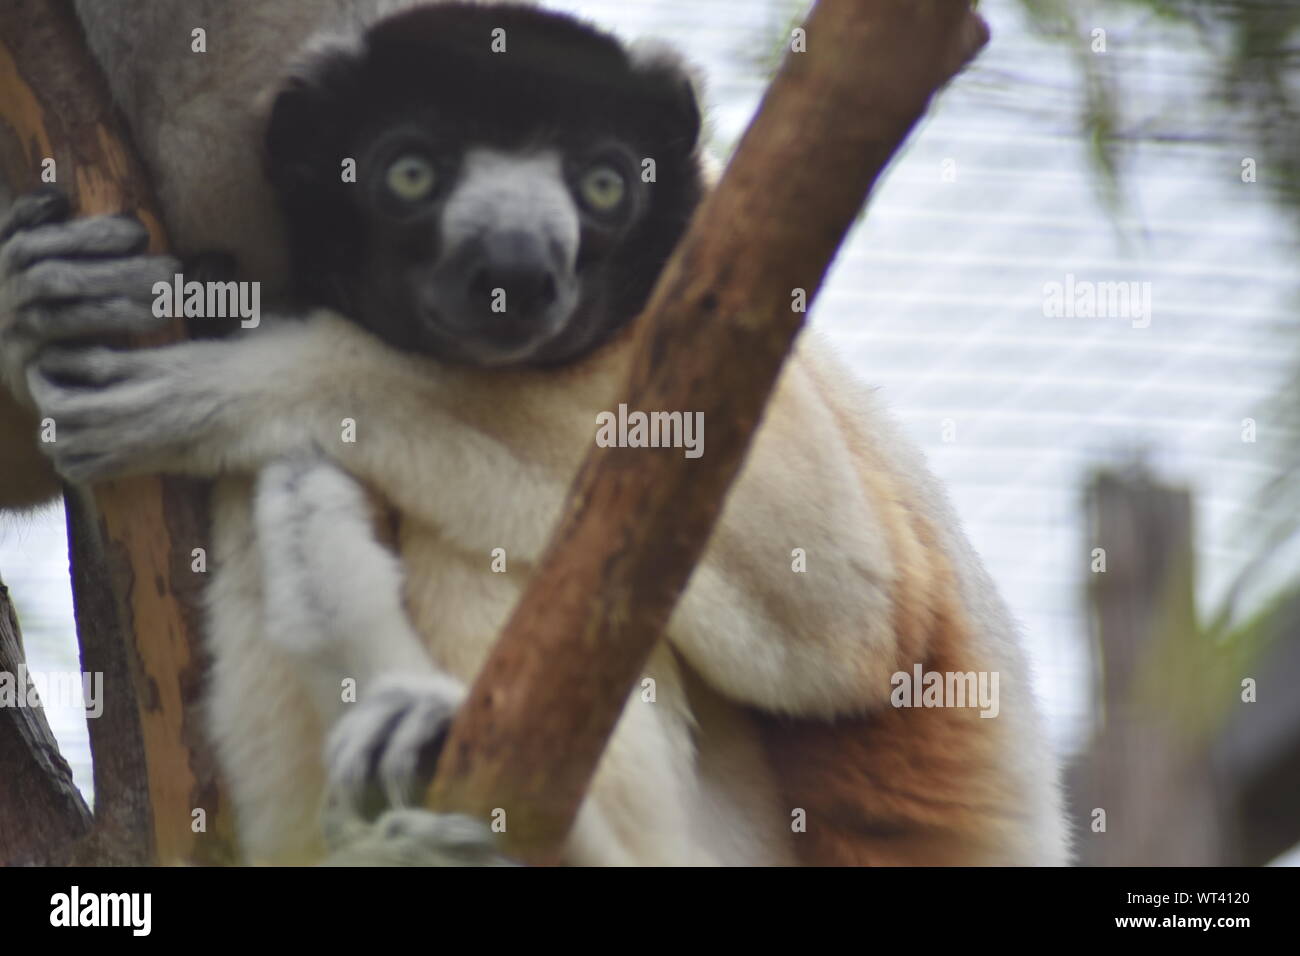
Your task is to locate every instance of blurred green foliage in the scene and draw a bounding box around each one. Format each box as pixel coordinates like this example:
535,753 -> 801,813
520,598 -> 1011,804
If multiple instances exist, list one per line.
1018,0 -> 1300,222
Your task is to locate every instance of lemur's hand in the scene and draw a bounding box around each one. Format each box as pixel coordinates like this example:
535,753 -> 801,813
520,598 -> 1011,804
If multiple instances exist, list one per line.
0,187 -> 177,402
325,674 -> 465,816
0,187 -> 239,485
25,342 -> 217,484
321,676 -> 512,866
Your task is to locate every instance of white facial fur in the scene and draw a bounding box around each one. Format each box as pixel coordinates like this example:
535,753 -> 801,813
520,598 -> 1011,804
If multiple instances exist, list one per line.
440,148 -> 581,275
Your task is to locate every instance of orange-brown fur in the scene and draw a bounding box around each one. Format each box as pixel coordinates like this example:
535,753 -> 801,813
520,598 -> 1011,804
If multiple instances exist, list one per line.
757,361 -> 1028,866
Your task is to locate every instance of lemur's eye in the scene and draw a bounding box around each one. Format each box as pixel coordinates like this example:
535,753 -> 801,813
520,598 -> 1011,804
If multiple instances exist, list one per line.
386,155 -> 437,202
578,164 -> 626,213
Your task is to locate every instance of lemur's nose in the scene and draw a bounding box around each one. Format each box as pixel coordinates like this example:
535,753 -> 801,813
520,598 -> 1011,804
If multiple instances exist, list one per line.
466,230 -> 559,319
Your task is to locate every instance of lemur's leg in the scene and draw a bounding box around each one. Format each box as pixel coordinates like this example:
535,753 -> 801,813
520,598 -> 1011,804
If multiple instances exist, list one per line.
252,457 -> 467,815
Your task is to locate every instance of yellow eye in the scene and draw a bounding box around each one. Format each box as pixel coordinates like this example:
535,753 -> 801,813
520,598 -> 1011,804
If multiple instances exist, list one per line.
386,155 -> 437,202
579,164 -> 626,212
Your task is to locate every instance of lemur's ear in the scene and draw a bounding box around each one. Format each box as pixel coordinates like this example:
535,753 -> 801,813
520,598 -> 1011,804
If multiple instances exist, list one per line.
262,35 -> 365,197
629,41 -> 704,155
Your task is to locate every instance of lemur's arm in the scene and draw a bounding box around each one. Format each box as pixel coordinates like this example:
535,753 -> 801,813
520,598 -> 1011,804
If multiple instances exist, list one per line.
256,456 -> 506,863
252,456 -> 466,814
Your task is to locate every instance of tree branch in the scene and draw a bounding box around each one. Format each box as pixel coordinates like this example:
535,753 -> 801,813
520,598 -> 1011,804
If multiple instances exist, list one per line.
0,573 -> 92,864
0,0 -> 230,864
427,0 -> 989,863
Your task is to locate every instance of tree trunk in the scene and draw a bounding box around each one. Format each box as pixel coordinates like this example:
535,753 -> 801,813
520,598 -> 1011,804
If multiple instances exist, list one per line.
1068,469 -> 1218,865
0,0 -> 230,865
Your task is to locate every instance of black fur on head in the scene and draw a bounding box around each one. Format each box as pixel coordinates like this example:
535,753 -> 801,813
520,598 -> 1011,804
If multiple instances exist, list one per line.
265,2 -> 704,366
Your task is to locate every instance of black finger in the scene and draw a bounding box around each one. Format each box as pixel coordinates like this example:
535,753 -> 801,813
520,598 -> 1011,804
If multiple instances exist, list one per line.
15,297 -> 170,341
13,255 -> 181,307
0,216 -> 151,275
0,187 -> 71,241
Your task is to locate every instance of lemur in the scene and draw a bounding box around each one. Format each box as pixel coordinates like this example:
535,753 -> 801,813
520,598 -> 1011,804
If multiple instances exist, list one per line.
0,1 -> 1068,865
